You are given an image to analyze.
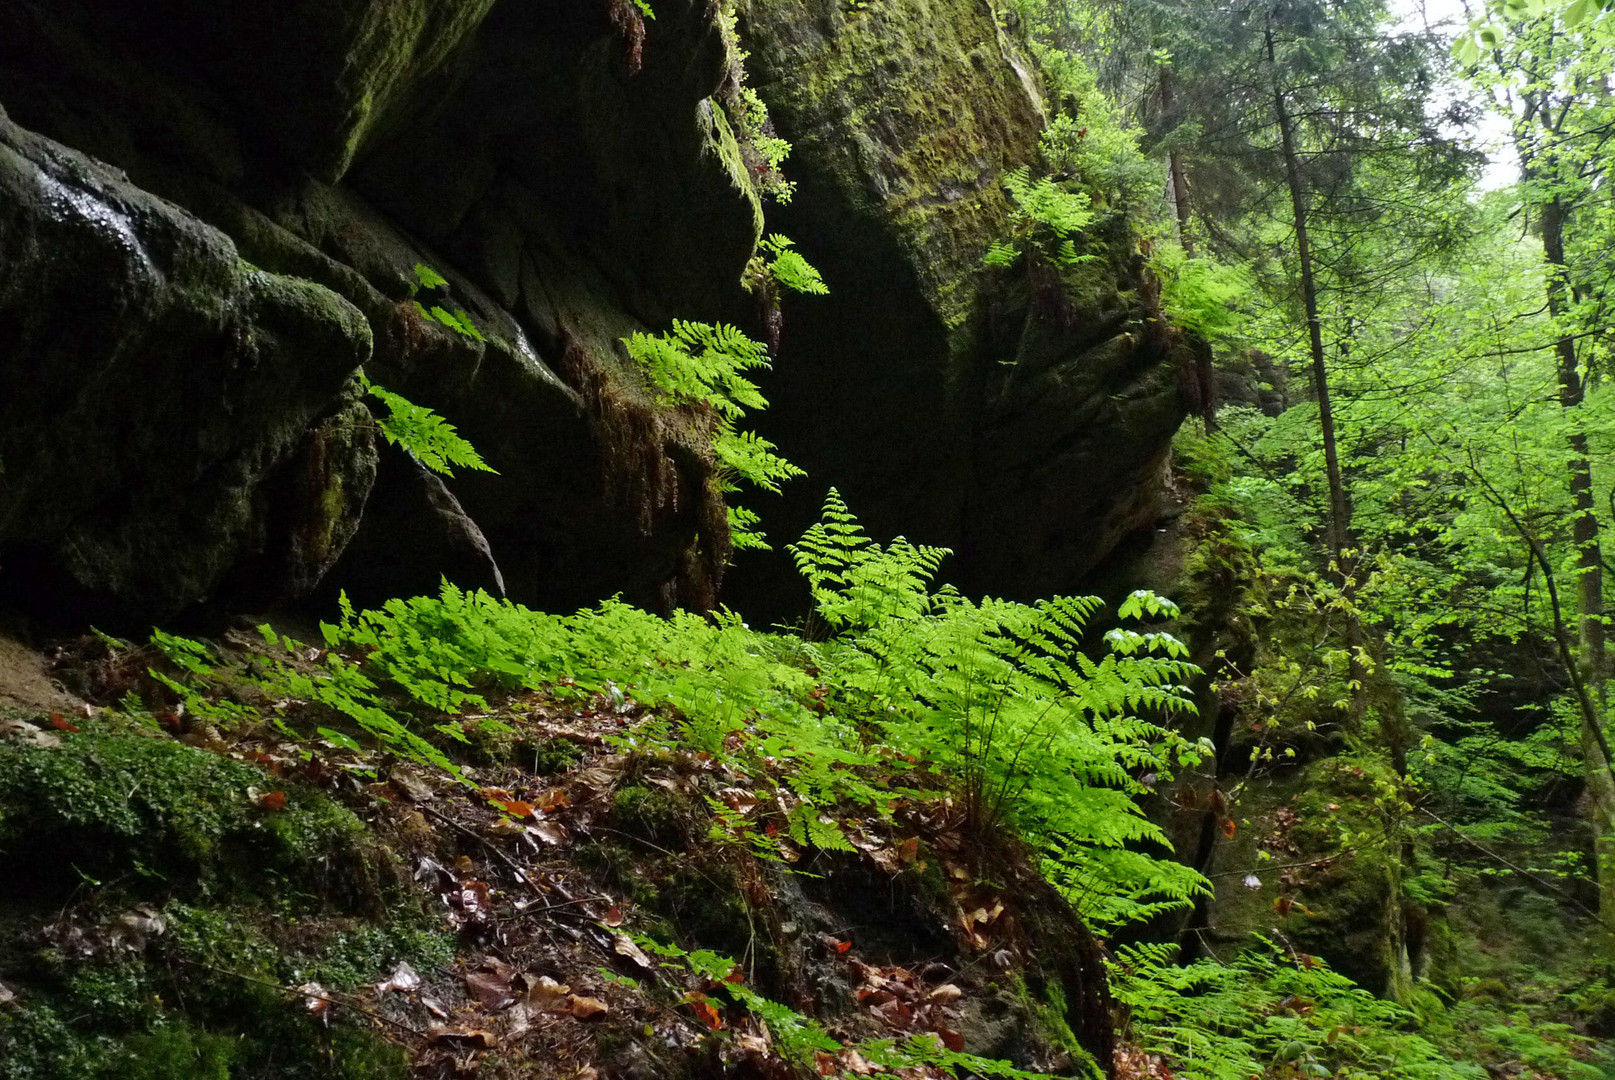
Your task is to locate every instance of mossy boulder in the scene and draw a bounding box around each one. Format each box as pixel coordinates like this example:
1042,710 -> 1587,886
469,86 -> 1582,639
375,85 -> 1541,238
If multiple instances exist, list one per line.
729,0 -> 1190,610
0,730 -> 388,909
0,0 -> 753,620
0,111 -> 375,624
1198,759 -> 1414,997
0,721 -> 440,1080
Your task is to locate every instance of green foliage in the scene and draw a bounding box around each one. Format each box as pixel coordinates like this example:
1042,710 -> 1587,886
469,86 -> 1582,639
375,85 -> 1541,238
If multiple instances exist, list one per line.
715,6 -> 795,204
408,263 -> 485,342
360,375 -> 493,478
1148,242 -> 1251,343
624,320 -> 771,420
624,320 -> 802,549
299,494 -> 1206,929
760,233 -> 828,295
410,262 -> 447,291
788,487 -> 951,632
145,618 -> 466,781
984,166 -> 1096,270
822,571 -> 1210,928
711,430 -> 804,497
1032,56 -> 1160,213
1115,940 -> 1486,1080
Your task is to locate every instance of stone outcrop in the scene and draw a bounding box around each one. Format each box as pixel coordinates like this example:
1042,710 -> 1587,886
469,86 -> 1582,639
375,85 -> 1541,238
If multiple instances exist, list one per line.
0,110 -> 375,622
0,0 -> 1191,627
732,0 -> 1191,606
0,0 -> 752,623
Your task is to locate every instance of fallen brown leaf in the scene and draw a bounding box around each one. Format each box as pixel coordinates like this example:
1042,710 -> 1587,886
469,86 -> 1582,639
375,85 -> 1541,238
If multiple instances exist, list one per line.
685,993 -> 723,1030
523,974 -> 570,1011
465,969 -> 515,1009
612,933 -> 655,970
495,799 -> 535,820
567,994 -> 609,1020
485,816 -> 527,838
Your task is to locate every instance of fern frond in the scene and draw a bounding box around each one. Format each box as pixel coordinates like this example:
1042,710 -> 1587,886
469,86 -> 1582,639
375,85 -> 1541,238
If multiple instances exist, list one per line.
363,377 -> 495,477
713,428 -> 806,494
761,234 -> 829,295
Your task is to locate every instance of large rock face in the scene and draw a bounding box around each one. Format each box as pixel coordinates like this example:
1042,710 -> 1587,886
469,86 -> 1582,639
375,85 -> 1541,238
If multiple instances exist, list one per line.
0,0 -> 1188,627
0,110 -> 376,622
0,0 -> 755,622
732,0 -> 1191,606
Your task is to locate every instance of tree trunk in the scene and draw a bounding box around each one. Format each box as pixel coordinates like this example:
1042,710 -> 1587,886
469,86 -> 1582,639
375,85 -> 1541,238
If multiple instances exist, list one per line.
1159,67 -> 1195,253
1268,30 -> 1369,718
1540,194 -> 1615,917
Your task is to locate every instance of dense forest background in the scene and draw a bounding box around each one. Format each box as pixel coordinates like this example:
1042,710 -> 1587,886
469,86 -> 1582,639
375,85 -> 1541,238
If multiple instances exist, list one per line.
6,0 -> 1615,1076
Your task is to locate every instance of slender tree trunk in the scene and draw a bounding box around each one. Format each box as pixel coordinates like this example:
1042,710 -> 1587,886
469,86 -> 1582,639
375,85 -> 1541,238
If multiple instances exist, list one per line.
1268,36 -> 1412,994
1540,194 -> 1615,918
1159,67 -> 1195,253
1268,30 -> 1369,718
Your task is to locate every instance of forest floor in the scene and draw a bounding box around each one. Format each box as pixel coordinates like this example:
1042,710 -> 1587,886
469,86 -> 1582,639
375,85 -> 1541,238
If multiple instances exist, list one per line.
0,625 -> 1127,1080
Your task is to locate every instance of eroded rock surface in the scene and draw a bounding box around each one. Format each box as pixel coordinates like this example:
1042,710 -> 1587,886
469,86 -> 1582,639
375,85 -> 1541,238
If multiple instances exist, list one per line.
0,0 -> 1191,626
733,0 -> 1192,606
0,0 -> 750,622
0,110 -> 375,621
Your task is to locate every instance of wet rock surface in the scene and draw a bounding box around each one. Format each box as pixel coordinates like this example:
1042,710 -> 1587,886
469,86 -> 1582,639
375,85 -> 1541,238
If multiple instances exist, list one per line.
0,0 -> 750,623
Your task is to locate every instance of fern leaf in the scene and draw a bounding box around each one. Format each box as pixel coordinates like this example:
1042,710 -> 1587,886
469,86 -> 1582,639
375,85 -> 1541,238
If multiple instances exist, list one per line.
364,377 -> 495,477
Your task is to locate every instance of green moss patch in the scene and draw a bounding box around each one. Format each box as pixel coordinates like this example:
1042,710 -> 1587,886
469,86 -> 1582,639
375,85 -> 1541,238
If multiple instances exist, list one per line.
0,730 -> 380,909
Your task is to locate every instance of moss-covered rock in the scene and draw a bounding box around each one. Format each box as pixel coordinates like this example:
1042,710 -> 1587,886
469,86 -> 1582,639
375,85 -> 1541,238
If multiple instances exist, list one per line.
0,717 -> 441,1080
727,0 -> 1191,610
1197,758 -> 1414,997
0,729 -> 387,909
0,0 -> 754,620
0,111 -> 374,623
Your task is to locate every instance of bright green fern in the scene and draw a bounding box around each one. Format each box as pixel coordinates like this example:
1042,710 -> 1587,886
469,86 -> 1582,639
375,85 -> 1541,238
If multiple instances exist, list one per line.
624,320 -> 801,549
362,375 -> 494,478
984,166 -> 1097,270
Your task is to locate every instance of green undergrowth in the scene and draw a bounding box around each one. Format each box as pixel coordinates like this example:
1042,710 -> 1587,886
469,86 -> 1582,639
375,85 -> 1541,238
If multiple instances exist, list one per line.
5,492 -> 1542,1077
144,489 -> 1213,934
1114,940 -> 1486,1080
0,716 -> 442,1080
